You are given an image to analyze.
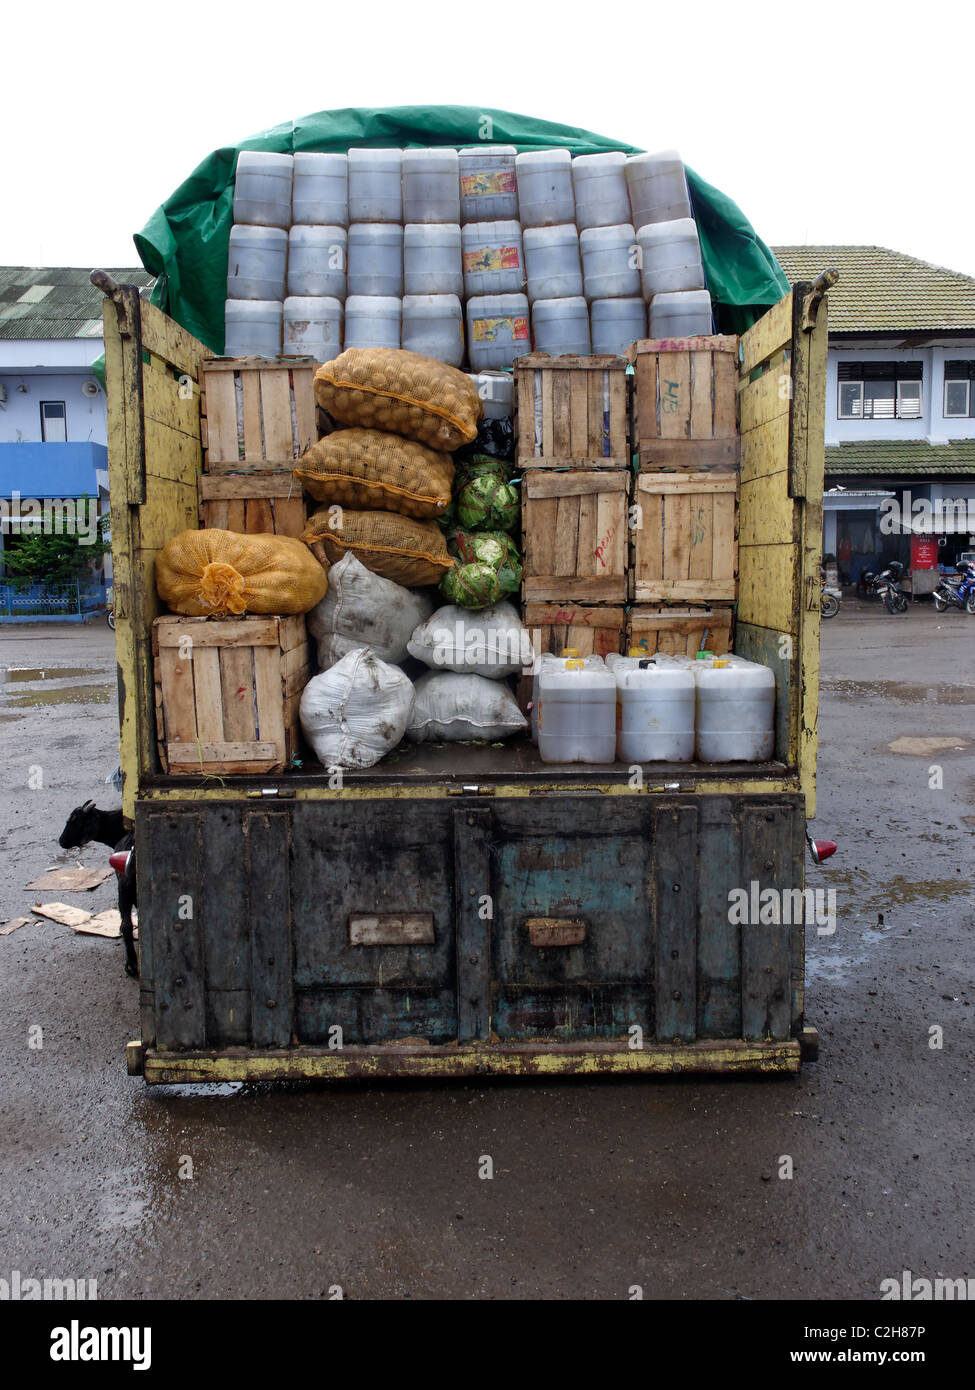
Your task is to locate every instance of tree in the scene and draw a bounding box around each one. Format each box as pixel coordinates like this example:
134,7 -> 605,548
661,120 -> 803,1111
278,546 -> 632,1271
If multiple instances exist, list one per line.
1,499 -> 109,584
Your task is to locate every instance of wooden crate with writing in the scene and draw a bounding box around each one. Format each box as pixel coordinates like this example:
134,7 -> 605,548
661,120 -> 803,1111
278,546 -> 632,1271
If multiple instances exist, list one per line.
632,472 -> 737,602
626,605 -> 733,657
523,603 -> 626,657
630,335 -> 739,471
201,357 -> 320,473
522,470 -> 629,602
515,354 -> 629,467
198,470 -> 307,537
152,615 -> 310,775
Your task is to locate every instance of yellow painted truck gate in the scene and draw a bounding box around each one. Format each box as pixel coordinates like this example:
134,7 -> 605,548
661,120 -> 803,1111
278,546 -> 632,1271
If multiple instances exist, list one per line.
102,278 -> 829,1083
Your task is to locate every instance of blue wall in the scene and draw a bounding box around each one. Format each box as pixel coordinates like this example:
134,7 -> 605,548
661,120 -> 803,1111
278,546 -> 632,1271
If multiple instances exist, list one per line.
0,441 -> 107,498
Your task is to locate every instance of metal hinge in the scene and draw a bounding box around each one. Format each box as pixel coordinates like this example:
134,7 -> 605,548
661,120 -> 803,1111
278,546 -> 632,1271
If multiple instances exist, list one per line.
446,784 -> 495,796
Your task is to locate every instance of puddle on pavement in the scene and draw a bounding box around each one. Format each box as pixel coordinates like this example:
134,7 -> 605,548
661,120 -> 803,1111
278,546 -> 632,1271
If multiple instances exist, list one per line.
888,735 -> 972,755
821,679 -> 975,705
807,870 -> 968,982
5,685 -> 111,708
1,666 -> 94,683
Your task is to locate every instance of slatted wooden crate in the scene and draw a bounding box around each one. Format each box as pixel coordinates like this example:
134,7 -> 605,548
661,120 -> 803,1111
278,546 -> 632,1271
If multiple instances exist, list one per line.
630,335 -> 739,471
523,604 -> 626,658
515,354 -> 629,467
152,615 -> 310,775
198,471 -> 307,537
632,472 -> 737,602
201,357 -> 319,472
626,605 -> 733,657
522,470 -> 629,602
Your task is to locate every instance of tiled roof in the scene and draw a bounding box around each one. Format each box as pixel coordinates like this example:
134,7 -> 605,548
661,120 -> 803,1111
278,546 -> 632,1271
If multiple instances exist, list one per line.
825,439 -> 975,475
771,246 -> 975,334
0,267 -> 154,340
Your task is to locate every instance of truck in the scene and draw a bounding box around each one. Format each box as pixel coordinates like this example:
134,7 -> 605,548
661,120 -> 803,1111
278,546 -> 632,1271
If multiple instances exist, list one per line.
98,109 -> 833,1084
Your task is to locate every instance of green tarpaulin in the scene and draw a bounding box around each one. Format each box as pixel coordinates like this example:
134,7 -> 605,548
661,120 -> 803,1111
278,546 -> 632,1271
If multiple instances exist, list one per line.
108,105 -> 789,376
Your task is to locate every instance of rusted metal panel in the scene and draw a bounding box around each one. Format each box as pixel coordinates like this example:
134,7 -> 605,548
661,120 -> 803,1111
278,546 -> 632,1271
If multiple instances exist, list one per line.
349,914 -> 435,946
245,810 -> 293,1047
454,808 -> 492,1042
141,1038 -> 802,1084
142,808 -> 206,1049
526,918 -> 587,947
135,792 -> 806,1066
489,798 -> 654,1041
740,803 -> 795,1041
653,803 -> 697,1042
289,800 -> 455,1044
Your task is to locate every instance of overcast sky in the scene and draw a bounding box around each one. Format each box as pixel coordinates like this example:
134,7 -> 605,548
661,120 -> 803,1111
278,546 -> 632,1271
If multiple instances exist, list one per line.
4,1 -> 973,277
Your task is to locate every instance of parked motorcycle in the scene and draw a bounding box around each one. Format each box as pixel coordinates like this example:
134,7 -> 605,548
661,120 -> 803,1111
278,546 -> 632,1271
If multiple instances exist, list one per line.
820,568 -> 841,619
864,561 -> 909,614
932,561 -> 975,615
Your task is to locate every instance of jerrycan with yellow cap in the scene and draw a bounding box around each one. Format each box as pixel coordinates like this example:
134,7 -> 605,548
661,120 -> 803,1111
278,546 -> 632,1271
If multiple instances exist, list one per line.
537,654 -> 616,764
694,656 -> 775,762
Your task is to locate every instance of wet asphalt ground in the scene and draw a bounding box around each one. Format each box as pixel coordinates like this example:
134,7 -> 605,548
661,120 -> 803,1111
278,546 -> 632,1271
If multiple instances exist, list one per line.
0,606 -> 972,1301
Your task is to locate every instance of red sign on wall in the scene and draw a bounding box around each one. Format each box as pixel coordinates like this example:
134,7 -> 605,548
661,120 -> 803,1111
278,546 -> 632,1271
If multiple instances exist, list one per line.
911,535 -> 939,569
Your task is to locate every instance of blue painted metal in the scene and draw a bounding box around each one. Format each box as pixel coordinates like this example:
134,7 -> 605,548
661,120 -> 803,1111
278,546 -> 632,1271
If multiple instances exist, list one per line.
0,579 -> 107,622
0,441 -> 107,498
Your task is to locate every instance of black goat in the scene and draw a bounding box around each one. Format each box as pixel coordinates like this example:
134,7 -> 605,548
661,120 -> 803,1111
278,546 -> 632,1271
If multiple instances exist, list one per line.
58,801 -> 138,978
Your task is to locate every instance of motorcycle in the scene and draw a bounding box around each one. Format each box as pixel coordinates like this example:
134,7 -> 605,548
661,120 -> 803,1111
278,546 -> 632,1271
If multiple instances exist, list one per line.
820,568 -> 841,619
865,560 -> 909,614
932,561 -> 975,615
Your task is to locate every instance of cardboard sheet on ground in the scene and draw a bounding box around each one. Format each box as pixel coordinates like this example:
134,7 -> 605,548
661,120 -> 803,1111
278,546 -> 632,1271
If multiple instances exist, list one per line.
0,917 -> 32,936
27,866 -> 114,892
30,904 -> 137,938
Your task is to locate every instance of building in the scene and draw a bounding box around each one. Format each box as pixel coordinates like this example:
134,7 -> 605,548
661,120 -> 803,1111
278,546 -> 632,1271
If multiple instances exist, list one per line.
772,246 -> 975,592
0,266 -> 153,611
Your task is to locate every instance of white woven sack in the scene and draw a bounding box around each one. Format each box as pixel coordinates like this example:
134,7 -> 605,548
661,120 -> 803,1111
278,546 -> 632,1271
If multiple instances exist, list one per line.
299,648 -> 415,768
407,671 -> 527,743
306,551 -> 434,669
406,600 -> 533,679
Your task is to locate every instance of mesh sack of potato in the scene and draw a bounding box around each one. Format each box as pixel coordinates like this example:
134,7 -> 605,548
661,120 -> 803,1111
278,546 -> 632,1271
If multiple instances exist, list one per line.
303,508 -> 452,587
313,348 -> 483,452
295,428 -> 454,519
156,529 -> 328,616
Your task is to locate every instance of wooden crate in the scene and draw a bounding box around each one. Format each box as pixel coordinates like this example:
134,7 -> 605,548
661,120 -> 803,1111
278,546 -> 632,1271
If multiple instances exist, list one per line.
201,357 -> 319,472
632,472 -> 737,602
152,615 -> 310,775
627,605 -> 733,657
523,604 -> 626,658
630,335 -> 739,471
198,470 -> 307,537
515,354 -> 629,467
522,470 -> 629,602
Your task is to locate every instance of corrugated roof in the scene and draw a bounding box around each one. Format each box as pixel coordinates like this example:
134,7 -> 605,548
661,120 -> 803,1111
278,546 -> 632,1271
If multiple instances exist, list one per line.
0,267 -> 154,340
771,246 -> 975,334
825,439 -> 975,475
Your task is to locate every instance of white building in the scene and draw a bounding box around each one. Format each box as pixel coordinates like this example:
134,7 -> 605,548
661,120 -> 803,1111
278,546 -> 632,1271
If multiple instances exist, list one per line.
0,267 -> 153,605
773,246 -> 975,591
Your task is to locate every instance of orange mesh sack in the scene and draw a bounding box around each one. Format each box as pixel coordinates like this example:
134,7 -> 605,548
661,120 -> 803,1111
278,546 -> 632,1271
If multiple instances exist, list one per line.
295,428 -> 454,519
303,508 -> 452,587
313,348 -> 483,451
156,529 -> 328,616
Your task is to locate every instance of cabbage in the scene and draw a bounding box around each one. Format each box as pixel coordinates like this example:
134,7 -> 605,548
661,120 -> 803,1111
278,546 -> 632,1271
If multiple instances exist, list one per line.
456,474 -> 520,533
440,562 -> 504,610
448,530 -> 522,596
